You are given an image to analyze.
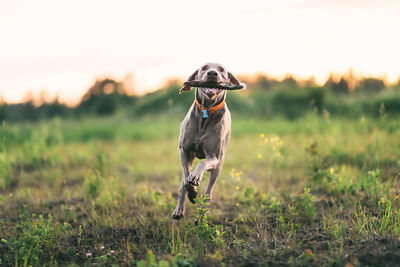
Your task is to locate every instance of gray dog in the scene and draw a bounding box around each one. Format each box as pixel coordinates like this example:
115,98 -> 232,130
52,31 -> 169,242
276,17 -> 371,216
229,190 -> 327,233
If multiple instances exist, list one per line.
172,62 -> 243,220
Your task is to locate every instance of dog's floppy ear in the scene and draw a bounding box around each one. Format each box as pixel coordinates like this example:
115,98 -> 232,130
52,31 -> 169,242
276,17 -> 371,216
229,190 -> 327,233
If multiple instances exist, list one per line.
179,69 -> 198,94
228,71 -> 241,85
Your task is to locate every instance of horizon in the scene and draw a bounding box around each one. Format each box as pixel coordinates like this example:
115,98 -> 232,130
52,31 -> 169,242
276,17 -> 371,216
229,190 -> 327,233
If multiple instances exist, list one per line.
1,0 -> 400,104
1,69 -> 396,107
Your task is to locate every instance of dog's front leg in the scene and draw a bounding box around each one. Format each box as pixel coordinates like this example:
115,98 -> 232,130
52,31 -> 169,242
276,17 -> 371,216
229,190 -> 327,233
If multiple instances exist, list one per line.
186,156 -> 218,187
172,148 -> 194,220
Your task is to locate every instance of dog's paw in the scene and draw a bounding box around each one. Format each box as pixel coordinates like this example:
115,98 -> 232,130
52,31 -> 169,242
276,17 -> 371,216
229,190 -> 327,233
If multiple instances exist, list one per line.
186,170 -> 202,186
185,183 -> 198,204
172,207 -> 184,220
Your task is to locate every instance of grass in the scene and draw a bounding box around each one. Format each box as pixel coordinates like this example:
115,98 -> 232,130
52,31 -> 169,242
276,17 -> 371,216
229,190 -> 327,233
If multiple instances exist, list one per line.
0,112 -> 399,266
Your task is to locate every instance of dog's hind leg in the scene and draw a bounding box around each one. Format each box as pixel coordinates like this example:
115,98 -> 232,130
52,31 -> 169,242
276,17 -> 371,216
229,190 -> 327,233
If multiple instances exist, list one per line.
206,133 -> 229,200
172,148 -> 194,220
205,155 -> 224,200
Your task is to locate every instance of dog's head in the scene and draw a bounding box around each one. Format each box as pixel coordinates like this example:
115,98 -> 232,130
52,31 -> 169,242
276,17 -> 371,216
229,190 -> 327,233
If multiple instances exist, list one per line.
179,63 -> 242,100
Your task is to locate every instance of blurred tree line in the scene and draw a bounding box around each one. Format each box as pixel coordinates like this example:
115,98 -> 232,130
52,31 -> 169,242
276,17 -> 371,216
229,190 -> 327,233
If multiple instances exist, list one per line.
0,71 -> 399,122
0,76 -> 137,122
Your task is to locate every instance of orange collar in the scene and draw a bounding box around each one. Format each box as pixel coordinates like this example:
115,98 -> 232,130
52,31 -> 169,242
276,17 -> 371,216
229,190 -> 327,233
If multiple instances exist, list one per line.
195,98 -> 225,116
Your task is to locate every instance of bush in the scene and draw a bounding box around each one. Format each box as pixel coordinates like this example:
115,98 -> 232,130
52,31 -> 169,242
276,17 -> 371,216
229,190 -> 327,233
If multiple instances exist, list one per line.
134,83 -> 193,115
357,78 -> 385,93
270,86 -> 325,119
0,104 -> 7,122
78,78 -> 135,116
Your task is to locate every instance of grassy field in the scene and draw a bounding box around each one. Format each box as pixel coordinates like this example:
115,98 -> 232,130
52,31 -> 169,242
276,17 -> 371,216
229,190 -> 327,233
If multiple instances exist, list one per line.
0,113 -> 399,266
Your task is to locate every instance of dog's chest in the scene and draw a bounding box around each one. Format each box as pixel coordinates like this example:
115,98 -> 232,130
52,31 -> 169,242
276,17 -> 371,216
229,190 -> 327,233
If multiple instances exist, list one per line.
183,133 -> 208,159
180,106 -> 226,159
182,121 -> 222,159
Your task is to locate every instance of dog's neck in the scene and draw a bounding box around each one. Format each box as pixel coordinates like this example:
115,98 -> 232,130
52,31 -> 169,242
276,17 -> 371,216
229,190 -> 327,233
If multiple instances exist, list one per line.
194,89 -> 226,132
195,89 -> 226,110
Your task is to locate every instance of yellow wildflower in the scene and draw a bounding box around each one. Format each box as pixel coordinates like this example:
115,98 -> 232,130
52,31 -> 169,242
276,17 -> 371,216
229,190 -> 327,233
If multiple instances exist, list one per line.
380,196 -> 387,204
259,133 -> 264,138
257,153 -> 262,159
235,186 -> 240,190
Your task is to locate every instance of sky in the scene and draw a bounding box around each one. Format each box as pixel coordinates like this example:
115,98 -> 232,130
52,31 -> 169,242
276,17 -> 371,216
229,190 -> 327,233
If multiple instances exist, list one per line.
1,0 -> 400,104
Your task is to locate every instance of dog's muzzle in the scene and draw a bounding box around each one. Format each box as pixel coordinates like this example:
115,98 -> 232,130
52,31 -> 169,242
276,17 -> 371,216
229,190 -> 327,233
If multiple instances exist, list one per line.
202,88 -> 221,98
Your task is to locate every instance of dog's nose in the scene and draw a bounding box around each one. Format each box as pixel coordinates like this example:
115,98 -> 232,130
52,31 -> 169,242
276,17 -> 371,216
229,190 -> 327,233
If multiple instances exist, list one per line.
207,70 -> 218,77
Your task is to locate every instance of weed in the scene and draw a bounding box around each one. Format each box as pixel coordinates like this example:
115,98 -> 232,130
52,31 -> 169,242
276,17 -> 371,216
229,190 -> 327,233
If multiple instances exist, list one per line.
84,170 -> 102,199
0,150 -> 13,189
17,121 -> 63,170
186,195 -> 227,255
78,225 -> 83,247
136,250 -> 171,267
332,223 -> 344,240
357,169 -> 383,202
262,195 -> 282,213
3,214 -> 66,266
169,224 -> 186,255
95,152 -> 107,176
94,175 -> 126,208
306,142 -> 333,187
190,195 -> 213,243
295,188 -> 316,222
353,197 -> 399,237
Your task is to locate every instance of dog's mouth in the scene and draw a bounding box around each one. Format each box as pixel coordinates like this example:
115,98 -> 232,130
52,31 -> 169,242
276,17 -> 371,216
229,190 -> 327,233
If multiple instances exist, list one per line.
201,87 -> 222,98
200,79 -> 224,98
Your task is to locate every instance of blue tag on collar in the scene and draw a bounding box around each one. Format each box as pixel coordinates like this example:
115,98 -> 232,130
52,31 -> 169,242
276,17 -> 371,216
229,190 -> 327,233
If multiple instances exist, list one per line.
202,110 -> 208,118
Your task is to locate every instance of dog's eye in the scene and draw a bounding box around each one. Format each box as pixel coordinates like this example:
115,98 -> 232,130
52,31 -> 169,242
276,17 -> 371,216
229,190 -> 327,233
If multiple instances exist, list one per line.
219,67 -> 225,72
202,66 -> 208,71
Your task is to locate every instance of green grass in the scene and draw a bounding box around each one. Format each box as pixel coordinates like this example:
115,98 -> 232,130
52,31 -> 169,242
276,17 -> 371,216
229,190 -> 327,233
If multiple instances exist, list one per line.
0,113 -> 399,266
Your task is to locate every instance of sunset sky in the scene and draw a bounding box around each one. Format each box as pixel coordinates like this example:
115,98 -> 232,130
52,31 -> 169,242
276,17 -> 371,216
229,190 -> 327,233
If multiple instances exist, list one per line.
1,0 -> 400,104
